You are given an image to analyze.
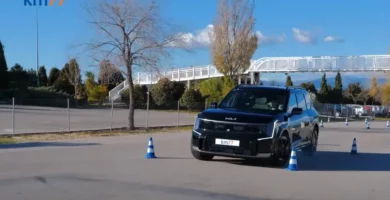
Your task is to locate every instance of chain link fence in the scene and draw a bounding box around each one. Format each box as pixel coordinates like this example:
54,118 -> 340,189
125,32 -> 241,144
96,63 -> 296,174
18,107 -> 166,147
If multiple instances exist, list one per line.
1,97 -> 389,135
0,98 -> 207,136
313,101 -> 390,119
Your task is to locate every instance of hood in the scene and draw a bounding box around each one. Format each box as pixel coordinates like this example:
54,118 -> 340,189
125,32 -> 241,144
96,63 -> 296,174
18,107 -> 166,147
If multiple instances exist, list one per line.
198,108 -> 278,124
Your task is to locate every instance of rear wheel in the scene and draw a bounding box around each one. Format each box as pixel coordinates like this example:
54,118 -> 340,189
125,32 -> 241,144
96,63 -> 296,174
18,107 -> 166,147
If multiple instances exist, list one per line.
269,133 -> 291,167
191,148 -> 214,161
303,127 -> 318,155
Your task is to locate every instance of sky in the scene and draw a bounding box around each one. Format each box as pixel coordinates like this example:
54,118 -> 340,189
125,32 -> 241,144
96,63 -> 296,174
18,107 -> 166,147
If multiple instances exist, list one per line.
0,0 -> 390,82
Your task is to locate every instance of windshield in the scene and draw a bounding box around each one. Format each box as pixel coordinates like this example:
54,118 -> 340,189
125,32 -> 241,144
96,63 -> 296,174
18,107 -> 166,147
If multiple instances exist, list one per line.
218,88 -> 288,113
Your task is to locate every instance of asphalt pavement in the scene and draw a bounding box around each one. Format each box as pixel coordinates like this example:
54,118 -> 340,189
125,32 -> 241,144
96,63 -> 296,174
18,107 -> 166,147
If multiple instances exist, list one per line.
1,121 -> 390,200
0,105 -> 197,135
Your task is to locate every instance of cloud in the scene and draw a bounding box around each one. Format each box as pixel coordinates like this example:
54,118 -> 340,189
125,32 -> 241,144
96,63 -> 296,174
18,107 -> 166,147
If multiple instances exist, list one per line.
255,31 -> 286,46
292,28 -> 315,44
324,36 -> 344,43
172,24 -> 285,48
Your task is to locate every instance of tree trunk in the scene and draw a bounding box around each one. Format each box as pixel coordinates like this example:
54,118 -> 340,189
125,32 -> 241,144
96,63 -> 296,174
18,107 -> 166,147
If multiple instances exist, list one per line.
127,73 -> 135,130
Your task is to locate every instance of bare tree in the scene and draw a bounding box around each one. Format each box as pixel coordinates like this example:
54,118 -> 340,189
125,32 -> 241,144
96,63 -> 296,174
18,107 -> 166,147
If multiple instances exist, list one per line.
344,82 -> 364,104
84,0 -> 187,130
62,58 -> 82,99
98,59 -> 124,86
210,0 -> 258,83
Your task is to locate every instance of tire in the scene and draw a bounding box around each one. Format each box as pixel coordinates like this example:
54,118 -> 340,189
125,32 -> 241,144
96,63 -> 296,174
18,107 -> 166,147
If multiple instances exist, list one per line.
303,127 -> 318,154
191,148 -> 214,161
269,133 -> 291,167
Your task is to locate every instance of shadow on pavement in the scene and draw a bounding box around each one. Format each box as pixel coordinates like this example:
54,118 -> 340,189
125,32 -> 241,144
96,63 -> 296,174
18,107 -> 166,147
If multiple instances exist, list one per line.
297,151 -> 390,171
0,142 -> 101,149
156,157 -> 193,159
212,151 -> 390,171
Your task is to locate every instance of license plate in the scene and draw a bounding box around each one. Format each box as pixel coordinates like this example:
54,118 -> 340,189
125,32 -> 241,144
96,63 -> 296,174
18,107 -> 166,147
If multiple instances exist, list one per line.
215,138 -> 240,147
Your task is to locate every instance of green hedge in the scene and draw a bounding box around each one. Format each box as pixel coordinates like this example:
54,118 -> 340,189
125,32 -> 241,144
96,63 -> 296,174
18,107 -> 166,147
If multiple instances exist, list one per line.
0,87 -> 88,108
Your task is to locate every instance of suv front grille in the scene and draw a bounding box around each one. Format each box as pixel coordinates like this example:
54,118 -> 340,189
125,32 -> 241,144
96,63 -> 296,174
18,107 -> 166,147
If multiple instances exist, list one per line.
199,119 -> 268,134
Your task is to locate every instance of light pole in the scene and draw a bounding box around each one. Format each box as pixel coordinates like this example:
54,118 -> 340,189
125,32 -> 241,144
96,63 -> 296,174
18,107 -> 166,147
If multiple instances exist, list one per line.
36,6 -> 40,87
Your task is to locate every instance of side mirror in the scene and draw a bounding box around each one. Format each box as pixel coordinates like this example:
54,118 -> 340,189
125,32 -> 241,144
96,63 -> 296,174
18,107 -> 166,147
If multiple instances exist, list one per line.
290,107 -> 303,116
209,102 -> 218,108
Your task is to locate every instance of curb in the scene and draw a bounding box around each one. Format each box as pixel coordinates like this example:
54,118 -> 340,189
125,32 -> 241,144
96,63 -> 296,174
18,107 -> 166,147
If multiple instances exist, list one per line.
0,125 -> 193,138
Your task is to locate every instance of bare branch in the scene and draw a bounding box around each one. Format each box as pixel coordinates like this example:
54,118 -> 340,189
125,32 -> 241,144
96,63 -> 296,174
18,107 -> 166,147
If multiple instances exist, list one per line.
82,0 -> 188,130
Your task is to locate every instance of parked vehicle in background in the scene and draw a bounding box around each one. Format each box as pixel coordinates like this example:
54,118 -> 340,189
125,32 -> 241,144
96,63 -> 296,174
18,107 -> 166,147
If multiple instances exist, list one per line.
349,105 -> 367,117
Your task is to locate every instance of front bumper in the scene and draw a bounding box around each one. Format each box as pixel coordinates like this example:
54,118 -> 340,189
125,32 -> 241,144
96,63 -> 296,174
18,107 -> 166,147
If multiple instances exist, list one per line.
191,130 -> 274,159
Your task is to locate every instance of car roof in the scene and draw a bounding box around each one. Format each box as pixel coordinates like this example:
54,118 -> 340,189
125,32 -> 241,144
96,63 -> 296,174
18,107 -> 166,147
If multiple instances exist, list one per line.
235,84 -> 306,92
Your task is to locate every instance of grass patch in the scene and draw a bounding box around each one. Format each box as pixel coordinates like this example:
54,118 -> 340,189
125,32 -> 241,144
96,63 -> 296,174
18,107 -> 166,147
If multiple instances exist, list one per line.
0,137 -> 17,144
0,126 -> 193,144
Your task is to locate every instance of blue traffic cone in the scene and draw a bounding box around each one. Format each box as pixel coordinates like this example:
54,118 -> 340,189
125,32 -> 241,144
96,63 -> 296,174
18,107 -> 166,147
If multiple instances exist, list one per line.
350,138 -> 357,155
286,149 -> 298,171
145,137 -> 157,159
387,121 -> 389,128
366,122 -> 370,129
365,118 -> 368,124
327,117 -> 330,123
320,119 -> 324,128
345,118 -> 349,126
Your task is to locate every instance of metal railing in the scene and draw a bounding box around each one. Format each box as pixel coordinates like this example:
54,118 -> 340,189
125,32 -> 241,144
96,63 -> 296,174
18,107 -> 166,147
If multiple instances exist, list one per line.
108,55 -> 390,101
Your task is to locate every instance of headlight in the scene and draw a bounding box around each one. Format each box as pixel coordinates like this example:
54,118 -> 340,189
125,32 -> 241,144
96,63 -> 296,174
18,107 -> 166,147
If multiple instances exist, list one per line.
193,116 -> 200,130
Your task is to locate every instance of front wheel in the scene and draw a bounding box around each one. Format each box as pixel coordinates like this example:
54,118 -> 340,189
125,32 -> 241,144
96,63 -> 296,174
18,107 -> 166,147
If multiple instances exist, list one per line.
269,133 -> 291,167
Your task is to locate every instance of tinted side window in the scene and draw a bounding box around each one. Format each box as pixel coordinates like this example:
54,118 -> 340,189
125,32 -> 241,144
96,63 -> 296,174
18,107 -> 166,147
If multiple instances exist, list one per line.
304,92 -> 312,109
287,91 -> 297,113
296,91 -> 307,110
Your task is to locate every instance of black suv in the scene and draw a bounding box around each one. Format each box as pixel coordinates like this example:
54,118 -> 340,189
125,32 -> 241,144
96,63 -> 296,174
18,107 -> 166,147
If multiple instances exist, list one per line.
191,85 -> 319,166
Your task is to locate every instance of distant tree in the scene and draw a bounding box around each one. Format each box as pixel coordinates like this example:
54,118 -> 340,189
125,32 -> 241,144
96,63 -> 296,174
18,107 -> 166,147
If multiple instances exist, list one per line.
122,85 -> 148,108
87,85 -> 108,107
0,41 -> 8,90
332,71 -> 343,104
381,80 -> 390,106
48,67 -> 61,86
180,87 -> 203,111
368,76 -> 380,104
269,80 -> 277,86
98,59 -> 125,90
300,82 -> 317,94
285,75 -> 293,87
27,69 -> 38,87
197,77 -> 225,104
85,71 -> 96,91
8,64 -> 28,90
318,73 -> 331,103
150,78 -> 185,105
359,89 -> 370,105
344,82 -> 364,104
61,58 -> 82,99
167,81 -> 186,102
210,0 -> 258,83
53,64 -> 74,94
38,66 -> 48,86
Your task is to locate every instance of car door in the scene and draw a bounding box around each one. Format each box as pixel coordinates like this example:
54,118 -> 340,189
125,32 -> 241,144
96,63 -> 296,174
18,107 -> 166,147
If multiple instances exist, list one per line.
294,90 -> 311,147
286,90 -> 303,147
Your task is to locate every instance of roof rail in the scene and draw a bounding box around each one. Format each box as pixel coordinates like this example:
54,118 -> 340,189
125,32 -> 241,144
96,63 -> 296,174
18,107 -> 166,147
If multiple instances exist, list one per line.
287,86 -> 305,90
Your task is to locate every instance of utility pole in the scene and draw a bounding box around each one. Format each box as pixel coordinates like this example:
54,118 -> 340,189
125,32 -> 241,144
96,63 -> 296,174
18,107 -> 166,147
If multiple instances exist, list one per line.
36,6 -> 40,87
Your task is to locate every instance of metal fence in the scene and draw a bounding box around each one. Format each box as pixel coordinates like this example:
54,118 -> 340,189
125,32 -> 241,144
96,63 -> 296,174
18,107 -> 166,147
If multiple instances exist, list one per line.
313,102 -> 389,119
0,98 -> 207,136
1,97 -> 389,136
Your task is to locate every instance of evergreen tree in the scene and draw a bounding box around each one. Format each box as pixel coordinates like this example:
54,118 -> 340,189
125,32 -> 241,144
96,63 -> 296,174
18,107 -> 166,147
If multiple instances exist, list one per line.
0,41 -> 8,90
27,69 -> 38,87
285,75 -> 293,87
38,66 -> 48,86
332,71 -> 343,103
48,67 -> 60,86
318,73 -> 330,103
